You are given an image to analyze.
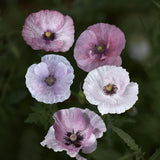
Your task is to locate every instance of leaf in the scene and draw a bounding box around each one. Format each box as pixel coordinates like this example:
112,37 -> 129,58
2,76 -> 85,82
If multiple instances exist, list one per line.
111,125 -> 141,152
152,0 -> 160,8
149,148 -> 160,160
25,103 -> 56,130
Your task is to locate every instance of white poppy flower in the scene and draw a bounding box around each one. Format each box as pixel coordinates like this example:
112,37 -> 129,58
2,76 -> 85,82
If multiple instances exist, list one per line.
83,65 -> 138,114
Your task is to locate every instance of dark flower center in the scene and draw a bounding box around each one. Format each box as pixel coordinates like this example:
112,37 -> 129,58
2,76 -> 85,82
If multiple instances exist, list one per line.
94,44 -> 106,54
45,75 -> 56,86
43,31 -> 55,41
64,130 -> 83,148
103,83 -> 118,95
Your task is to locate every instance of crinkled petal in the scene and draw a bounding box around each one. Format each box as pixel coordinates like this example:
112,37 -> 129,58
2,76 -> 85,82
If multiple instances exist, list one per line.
31,10 -> 64,33
74,30 -> 97,66
40,126 -> 63,152
22,13 -> 43,49
76,154 -> 87,160
54,62 -> 67,79
25,64 -> 47,99
32,38 -> 64,52
88,23 -> 126,57
98,82 -> 138,114
112,56 -> 122,66
41,126 -> 80,158
82,134 -> 97,153
53,108 -> 87,142
81,108 -> 106,138
78,55 -> 118,72
66,149 -> 80,158
34,62 -> 49,78
41,54 -> 73,74
56,15 -> 75,52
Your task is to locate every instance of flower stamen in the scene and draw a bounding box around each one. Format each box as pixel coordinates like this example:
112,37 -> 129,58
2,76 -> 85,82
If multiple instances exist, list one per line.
94,44 -> 106,54
45,31 -> 51,38
103,83 -> 118,95
70,134 -> 77,141
64,130 -> 83,148
97,46 -> 103,51
43,31 -> 55,41
45,75 -> 56,86
106,84 -> 112,92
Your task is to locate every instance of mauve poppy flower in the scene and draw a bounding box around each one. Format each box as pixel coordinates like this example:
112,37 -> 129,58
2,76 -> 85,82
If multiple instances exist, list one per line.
25,54 -> 74,104
83,65 -> 138,114
22,10 -> 74,52
41,107 -> 106,160
74,23 -> 126,72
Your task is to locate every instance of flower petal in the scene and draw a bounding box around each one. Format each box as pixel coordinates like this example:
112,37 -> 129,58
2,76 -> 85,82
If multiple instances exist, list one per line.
34,62 -> 49,78
88,23 -> 126,57
98,82 -> 138,114
54,62 -> 67,79
40,126 -> 63,152
25,64 -> 47,99
56,15 -> 75,52
53,108 -> 86,141
82,134 -> 97,153
32,38 -> 64,52
76,154 -> 87,160
41,54 -> 72,73
32,10 -> 64,32
82,108 -> 106,138
112,56 -> 122,66
74,30 -> 98,66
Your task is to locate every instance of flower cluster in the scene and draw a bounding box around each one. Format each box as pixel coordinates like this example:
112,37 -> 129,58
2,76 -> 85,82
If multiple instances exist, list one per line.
23,9 -> 138,160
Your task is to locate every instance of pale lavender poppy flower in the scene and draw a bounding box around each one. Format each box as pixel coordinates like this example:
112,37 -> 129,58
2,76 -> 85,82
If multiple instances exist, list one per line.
41,107 -> 106,159
83,65 -> 138,114
74,23 -> 126,72
25,54 -> 74,104
22,10 -> 75,52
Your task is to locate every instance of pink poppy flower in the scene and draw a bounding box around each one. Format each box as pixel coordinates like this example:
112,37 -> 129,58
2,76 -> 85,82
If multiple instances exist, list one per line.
22,10 -> 75,52
41,107 -> 106,159
74,23 -> 126,72
25,54 -> 74,104
83,65 -> 138,114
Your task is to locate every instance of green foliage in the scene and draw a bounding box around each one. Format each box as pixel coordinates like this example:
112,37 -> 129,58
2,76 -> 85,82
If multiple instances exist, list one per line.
25,103 -> 56,130
149,148 -> 160,160
111,125 -> 141,152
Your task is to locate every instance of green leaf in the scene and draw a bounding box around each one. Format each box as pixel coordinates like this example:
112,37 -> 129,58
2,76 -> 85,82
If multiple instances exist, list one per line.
149,148 -> 160,160
111,125 -> 141,152
152,0 -> 160,8
25,103 -> 56,130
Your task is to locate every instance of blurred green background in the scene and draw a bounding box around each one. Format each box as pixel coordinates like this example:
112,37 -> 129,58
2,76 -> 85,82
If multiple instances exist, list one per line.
0,0 -> 160,160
